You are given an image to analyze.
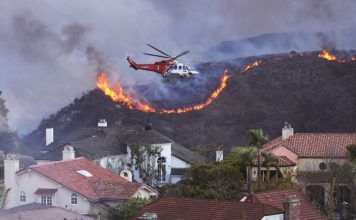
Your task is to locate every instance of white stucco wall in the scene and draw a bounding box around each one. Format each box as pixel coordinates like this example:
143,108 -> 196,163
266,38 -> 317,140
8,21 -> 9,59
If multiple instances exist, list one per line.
6,170 -> 92,214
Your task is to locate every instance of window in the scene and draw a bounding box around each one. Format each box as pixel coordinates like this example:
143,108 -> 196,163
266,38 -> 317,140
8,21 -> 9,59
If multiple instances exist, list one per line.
183,66 -> 187,71
41,195 -> 52,206
71,193 -> 78,205
157,157 -> 166,182
19,191 -> 26,202
173,65 -> 177,70
319,162 -> 327,170
178,65 -> 182,70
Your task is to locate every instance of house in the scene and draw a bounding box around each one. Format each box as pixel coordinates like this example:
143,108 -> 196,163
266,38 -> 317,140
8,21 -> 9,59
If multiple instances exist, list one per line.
241,188 -> 324,220
251,122 -> 356,211
0,202 -> 95,220
4,152 -> 158,216
133,197 -> 284,220
35,119 -> 204,185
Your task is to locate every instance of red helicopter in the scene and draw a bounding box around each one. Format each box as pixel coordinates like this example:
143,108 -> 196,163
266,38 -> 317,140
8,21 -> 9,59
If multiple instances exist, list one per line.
127,44 -> 199,78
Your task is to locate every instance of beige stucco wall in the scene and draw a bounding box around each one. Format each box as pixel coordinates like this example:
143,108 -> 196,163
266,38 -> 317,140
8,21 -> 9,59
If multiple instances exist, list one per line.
297,158 -> 346,171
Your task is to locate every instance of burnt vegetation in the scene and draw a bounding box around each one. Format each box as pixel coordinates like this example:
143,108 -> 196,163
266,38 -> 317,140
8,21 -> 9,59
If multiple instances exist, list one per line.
24,52 -> 356,153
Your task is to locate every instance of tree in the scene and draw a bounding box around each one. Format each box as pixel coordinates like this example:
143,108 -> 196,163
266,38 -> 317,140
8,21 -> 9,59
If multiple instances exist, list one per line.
248,129 -> 268,191
224,147 -> 257,194
108,197 -> 151,220
186,163 -> 244,199
194,143 -> 223,163
0,186 -> 10,209
128,144 -> 162,187
0,92 -> 19,153
0,91 -> 9,132
346,144 -> 356,164
262,152 -> 278,184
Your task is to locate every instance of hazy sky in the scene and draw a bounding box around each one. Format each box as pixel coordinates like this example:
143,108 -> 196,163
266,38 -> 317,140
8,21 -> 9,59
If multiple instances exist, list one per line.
0,0 -> 355,134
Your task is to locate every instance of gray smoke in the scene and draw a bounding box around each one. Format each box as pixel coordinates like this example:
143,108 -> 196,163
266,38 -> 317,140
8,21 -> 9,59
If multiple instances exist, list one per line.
0,0 -> 355,134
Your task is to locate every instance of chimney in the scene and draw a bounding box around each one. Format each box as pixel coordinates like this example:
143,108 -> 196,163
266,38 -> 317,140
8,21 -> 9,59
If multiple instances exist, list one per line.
120,170 -> 133,182
283,195 -> 300,220
46,128 -> 54,146
4,154 -> 20,207
282,122 -> 294,140
98,119 -> 108,128
216,150 -> 223,161
62,145 -> 75,161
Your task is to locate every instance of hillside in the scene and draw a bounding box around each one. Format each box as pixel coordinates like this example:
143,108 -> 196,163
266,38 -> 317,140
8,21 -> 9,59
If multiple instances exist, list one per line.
24,52 -> 356,154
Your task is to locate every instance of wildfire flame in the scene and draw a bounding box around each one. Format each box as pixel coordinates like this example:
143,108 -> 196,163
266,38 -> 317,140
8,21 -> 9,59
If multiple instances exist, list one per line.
241,61 -> 262,73
96,61 -> 262,114
318,49 -> 337,61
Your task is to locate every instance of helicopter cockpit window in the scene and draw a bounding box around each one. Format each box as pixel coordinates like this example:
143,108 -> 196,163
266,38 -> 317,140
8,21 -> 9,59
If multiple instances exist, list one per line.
178,65 -> 182,70
173,65 -> 177,70
186,65 -> 191,70
183,66 -> 187,71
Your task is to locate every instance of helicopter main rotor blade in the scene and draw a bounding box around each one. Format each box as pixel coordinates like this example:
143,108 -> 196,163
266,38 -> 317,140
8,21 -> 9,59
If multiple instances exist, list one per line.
146,44 -> 172,58
174,50 -> 190,59
143,53 -> 171,59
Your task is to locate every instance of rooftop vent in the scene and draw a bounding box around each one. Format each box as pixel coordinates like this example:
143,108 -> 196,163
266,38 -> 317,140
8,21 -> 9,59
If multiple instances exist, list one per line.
76,170 -> 93,177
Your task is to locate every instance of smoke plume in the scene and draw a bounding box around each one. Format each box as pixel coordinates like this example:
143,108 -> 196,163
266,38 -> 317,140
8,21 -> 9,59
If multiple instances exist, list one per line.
0,0 -> 356,134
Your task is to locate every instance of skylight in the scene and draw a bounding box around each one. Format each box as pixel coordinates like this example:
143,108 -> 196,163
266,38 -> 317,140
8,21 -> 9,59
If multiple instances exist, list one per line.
76,170 -> 93,177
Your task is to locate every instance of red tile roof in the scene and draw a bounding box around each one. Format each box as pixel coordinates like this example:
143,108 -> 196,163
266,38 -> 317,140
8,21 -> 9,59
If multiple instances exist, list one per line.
28,157 -> 148,202
245,189 -> 324,220
263,133 -> 356,158
134,197 -> 283,220
253,155 -> 296,167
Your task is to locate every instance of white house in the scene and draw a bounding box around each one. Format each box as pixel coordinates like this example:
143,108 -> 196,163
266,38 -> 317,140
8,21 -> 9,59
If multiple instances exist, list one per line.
4,151 -> 157,216
35,119 -> 205,185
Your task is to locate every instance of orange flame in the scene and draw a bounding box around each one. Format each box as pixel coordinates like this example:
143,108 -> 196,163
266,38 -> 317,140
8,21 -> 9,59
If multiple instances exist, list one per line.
318,49 -> 337,61
241,61 -> 262,73
352,57 -> 356,61
97,61 -> 261,114
96,73 -> 157,112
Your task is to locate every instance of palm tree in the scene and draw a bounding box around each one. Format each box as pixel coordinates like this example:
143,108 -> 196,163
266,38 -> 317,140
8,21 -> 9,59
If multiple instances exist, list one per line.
248,129 -> 268,190
240,147 -> 258,194
262,152 -> 278,183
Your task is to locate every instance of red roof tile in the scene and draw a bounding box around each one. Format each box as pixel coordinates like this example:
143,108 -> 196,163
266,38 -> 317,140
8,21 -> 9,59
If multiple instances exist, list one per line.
253,155 -> 296,167
29,157 -> 147,201
245,189 -> 324,220
263,133 -> 356,158
134,197 -> 283,220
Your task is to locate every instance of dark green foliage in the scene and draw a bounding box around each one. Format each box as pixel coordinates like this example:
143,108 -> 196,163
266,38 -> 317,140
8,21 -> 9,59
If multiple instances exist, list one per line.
0,92 -> 20,153
346,144 -> 356,163
108,197 -> 151,220
186,163 -> 244,199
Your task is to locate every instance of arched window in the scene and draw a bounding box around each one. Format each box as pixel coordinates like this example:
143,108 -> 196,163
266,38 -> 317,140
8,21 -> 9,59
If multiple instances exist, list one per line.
157,157 -> 166,182
20,191 -> 26,202
71,193 -> 78,205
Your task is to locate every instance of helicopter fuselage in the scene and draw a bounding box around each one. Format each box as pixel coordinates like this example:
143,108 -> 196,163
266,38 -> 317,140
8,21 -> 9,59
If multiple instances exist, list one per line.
127,57 -> 198,78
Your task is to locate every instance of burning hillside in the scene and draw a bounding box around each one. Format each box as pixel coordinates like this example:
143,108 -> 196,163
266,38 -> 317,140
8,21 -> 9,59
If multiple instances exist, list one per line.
24,50 -> 356,153
96,61 -> 265,114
